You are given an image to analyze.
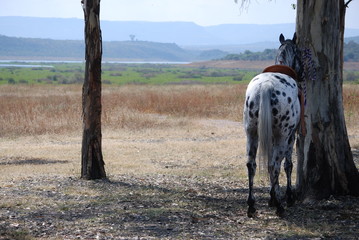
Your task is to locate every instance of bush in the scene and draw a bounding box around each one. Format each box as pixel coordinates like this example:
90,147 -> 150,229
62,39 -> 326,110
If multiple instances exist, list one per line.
8,78 -> 15,84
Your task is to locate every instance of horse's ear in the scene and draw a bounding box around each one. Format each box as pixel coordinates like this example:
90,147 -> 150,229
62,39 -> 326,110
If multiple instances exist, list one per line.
279,34 -> 285,44
292,32 -> 297,43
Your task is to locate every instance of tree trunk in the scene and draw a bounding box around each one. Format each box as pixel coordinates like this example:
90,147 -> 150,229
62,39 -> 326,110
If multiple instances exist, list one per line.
295,0 -> 359,200
81,0 -> 106,180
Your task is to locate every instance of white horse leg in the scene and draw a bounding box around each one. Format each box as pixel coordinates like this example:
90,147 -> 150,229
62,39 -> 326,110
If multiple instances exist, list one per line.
246,134 -> 258,217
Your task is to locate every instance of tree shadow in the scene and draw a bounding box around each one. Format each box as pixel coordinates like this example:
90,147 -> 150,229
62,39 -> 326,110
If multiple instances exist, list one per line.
7,175 -> 359,239
0,157 -> 69,165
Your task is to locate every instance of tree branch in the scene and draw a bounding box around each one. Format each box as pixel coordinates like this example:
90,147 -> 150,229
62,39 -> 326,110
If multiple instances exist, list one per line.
345,0 -> 353,8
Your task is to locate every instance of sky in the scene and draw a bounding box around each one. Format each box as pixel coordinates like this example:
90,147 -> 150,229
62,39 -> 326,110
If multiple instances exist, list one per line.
0,0 -> 359,28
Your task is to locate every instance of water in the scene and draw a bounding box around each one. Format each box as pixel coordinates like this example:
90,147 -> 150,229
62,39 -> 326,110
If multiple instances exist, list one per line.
0,60 -> 190,68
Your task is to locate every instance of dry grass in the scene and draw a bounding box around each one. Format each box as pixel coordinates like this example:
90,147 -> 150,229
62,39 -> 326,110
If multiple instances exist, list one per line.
0,84 -> 246,137
0,83 -> 358,180
1,84 -> 359,239
0,84 -> 248,181
1,83 -> 358,144
0,85 -> 82,136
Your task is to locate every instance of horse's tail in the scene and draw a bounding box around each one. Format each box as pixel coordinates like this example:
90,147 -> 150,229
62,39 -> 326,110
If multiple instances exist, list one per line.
258,82 -> 273,173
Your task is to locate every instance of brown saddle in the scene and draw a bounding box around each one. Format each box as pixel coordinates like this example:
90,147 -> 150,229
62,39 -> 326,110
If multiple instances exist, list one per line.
262,65 -> 298,81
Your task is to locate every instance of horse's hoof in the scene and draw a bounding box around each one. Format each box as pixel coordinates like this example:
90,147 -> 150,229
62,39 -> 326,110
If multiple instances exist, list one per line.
247,206 -> 256,218
268,198 -> 276,207
276,206 -> 285,218
287,197 -> 295,207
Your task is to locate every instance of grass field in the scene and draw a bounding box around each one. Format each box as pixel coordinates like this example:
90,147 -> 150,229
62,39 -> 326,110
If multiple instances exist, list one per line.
0,63 -> 359,239
1,61 -> 358,85
0,62 -> 259,85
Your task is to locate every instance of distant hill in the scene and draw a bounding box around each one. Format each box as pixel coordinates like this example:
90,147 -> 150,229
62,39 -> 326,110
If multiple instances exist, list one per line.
2,17 -> 359,52
0,35 -> 228,61
345,36 -> 359,43
0,35 -> 84,58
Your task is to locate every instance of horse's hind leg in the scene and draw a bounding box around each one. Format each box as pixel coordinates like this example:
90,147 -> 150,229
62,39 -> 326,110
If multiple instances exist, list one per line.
268,155 -> 285,217
246,134 -> 258,218
284,141 -> 296,206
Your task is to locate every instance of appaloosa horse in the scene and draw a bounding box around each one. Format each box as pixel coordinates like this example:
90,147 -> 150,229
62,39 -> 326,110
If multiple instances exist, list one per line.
244,33 -> 303,217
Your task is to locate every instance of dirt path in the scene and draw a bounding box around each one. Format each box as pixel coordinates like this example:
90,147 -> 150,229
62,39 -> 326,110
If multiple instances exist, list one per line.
1,118 -> 359,239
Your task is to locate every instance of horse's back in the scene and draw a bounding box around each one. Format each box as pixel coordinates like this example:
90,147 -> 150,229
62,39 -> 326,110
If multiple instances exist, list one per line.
244,72 -> 300,137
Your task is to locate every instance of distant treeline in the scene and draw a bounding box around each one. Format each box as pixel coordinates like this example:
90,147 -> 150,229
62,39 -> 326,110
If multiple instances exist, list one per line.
221,41 -> 359,62
221,49 -> 277,61
344,41 -> 359,61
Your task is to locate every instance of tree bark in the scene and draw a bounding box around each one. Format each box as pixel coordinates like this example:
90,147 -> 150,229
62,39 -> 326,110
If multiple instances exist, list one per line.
295,0 -> 359,200
81,0 -> 106,180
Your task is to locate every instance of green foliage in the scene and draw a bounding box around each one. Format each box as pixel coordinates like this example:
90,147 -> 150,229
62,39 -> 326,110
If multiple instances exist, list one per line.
344,41 -> 359,62
344,70 -> 359,83
221,49 -> 277,61
0,62 -> 257,85
221,42 -> 359,62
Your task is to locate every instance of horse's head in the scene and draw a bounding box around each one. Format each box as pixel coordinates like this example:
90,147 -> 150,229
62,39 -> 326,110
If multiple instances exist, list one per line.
275,33 -> 303,81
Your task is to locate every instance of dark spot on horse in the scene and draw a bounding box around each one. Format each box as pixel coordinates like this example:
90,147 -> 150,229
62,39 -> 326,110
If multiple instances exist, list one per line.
274,118 -> 278,125
274,75 -> 283,81
281,115 -> 286,122
288,137 -> 293,145
246,97 -> 249,108
286,110 -> 290,116
280,78 -> 288,85
285,123 -> 289,128
272,93 -> 276,98
249,111 -> 254,118
249,101 -> 254,110
286,116 -> 290,121
282,92 -> 286,97
288,97 -> 292,104
276,90 -> 281,95
272,108 -> 278,116
276,156 -> 279,161
271,98 -> 278,106
255,110 -> 259,118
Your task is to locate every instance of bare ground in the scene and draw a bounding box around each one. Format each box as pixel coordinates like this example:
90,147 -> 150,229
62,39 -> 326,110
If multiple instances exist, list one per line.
1,118 -> 359,239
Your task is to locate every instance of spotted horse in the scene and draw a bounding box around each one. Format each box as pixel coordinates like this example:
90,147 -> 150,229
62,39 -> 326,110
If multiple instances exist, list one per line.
244,33 -> 303,217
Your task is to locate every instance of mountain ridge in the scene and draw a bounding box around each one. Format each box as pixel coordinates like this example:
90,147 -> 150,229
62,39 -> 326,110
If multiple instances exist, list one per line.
2,16 -> 359,52
0,34 -> 229,61
2,16 -> 357,46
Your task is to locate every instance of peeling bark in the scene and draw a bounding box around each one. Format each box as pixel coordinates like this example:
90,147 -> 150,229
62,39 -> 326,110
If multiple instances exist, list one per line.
81,0 -> 106,180
295,0 -> 359,199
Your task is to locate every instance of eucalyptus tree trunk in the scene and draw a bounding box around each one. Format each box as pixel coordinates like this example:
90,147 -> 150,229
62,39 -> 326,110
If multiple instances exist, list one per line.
81,0 -> 106,180
295,0 -> 359,199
